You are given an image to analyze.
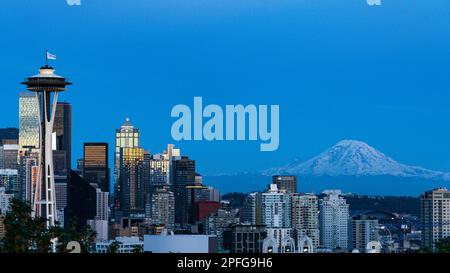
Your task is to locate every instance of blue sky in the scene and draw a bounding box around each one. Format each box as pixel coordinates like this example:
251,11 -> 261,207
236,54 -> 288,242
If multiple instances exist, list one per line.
1,0 -> 449,175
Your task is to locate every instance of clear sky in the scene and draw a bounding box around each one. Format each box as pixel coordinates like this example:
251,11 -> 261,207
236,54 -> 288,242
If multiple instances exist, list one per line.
1,0 -> 449,175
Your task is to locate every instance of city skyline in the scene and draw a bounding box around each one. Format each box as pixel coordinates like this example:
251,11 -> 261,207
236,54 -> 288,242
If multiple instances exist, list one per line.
0,0 -> 449,176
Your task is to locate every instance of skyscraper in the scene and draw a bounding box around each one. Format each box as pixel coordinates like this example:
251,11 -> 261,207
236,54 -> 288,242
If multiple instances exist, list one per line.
151,186 -> 175,229
0,144 -> 19,170
119,147 -> 145,217
18,92 -> 40,158
0,128 -> 18,145
420,188 -> 450,251
291,193 -> 320,250
53,102 -> 72,175
272,175 -> 297,194
65,170 -> 96,230
319,190 -> 349,251
83,143 -> 110,192
21,65 -> 71,227
262,184 -> 291,228
114,118 -> 140,199
173,156 -> 196,226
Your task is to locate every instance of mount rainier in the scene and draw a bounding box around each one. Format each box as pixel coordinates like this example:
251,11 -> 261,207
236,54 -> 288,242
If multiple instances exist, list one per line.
204,140 -> 450,196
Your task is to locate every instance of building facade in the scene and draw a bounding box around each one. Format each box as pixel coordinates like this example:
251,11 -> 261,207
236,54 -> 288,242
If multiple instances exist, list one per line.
262,184 -> 291,228
319,190 -> 349,251
420,188 -> 450,251
272,175 -> 297,194
291,193 -> 320,250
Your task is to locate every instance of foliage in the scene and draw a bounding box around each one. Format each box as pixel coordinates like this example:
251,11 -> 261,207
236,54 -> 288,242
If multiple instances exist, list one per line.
107,240 -> 122,253
436,237 -> 450,253
0,198 -> 96,253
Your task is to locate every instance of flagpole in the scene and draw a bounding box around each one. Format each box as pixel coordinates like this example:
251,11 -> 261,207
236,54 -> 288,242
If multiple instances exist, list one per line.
45,49 -> 48,66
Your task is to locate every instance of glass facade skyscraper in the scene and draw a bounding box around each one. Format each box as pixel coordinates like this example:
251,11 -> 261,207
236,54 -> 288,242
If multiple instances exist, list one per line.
53,102 -> 72,175
114,118 -> 140,199
18,93 -> 40,157
119,147 -> 145,217
83,142 -> 110,192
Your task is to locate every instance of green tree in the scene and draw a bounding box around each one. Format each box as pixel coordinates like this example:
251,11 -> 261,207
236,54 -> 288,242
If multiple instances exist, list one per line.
107,240 -> 122,253
1,199 -> 50,253
132,244 -> 144,253
436,237 -> 450,253
1,199 -> 96,253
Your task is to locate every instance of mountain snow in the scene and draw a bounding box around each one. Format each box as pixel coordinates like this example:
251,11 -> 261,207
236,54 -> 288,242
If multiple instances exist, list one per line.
262,140 -> 450,180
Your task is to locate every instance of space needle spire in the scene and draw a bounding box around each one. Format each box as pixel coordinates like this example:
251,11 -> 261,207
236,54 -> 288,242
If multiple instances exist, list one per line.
21,59 -> 71,228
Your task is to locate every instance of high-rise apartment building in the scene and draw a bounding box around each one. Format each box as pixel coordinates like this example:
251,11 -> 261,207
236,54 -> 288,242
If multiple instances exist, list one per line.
319,190 -> 349,251
291,193 -> 320,250
240,192 -> 262,225
420,188 -> 450,251
83,143 -> 110,192
262,184 -> 291,228
349,215 -> 379,253
272,175 -> 297,194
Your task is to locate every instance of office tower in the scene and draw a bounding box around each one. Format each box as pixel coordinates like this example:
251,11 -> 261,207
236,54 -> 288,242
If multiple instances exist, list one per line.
65,170 -> 96,230
18,93 -> 40,158
21,65 -> 71,227
148,153 -> 170,187
0,128 -> 19,145
95,188 -> 109,221
0,187 -> 14,214
225,224 -> 267,253
114,118 -> 140,199
54,175 -> 67,211
291,193 -> 320,250
119,147 -> 145,217
0,144 -> 19,170
53,102 -> 72,174
240,192 -> 262,225
272,175 -> 297,194
0,169 -> 18,197
420,188 -> 450,251
319,190 -> 349,251
83,143 -> 110,192
262,184 -> 291,228
18,152 -> 39,202
205,209 -> 239,250
349,215 -> 379,253
144,151 -> 170,216
151,186 -> 175,229
173,156 -> 196,226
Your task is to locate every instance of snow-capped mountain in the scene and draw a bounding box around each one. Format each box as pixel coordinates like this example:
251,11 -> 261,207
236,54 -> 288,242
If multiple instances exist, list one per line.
262,140 -> 450,180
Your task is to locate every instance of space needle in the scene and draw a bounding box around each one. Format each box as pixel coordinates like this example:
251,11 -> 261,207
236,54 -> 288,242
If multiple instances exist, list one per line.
21,53 -> 72,227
